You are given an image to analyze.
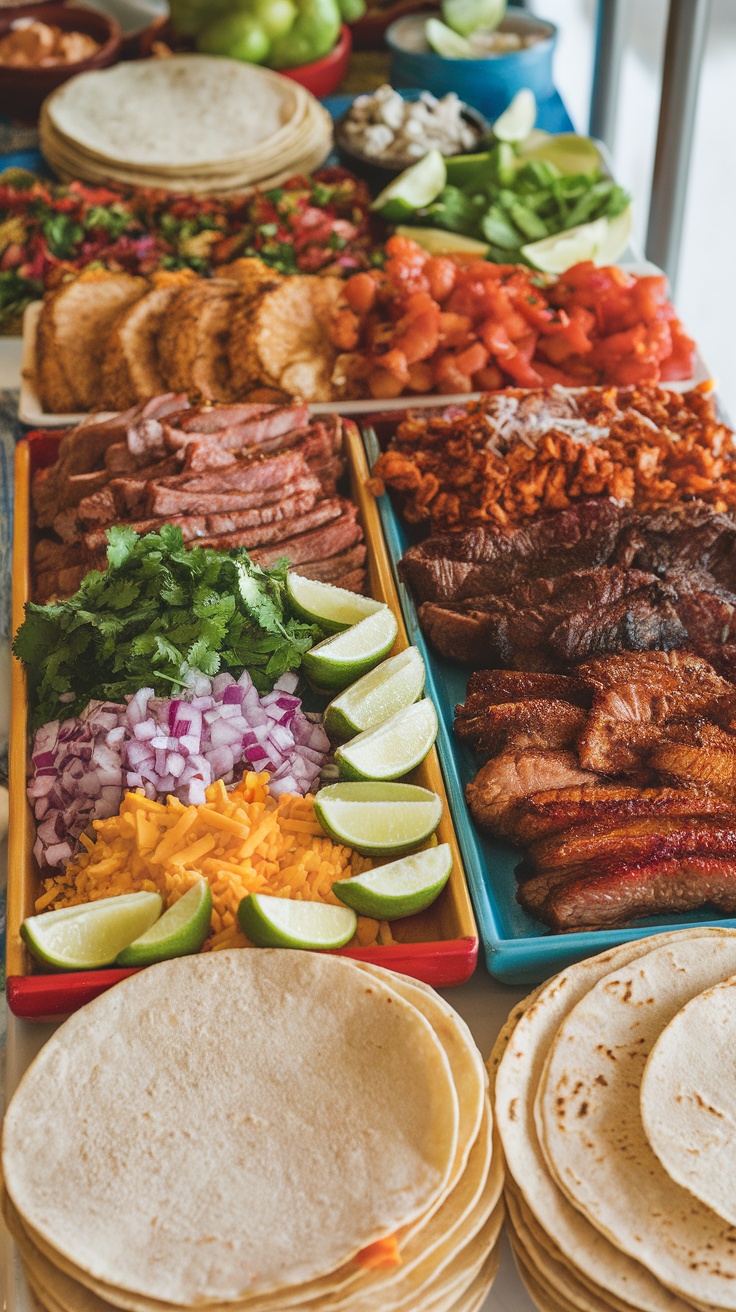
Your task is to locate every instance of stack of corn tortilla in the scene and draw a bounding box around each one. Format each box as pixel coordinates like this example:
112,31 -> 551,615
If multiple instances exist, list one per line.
39,55 -> 333,195
2,951 -> 503,1311
492,926 -> 736,1312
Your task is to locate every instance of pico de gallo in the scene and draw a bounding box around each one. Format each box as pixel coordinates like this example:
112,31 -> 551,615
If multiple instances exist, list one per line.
328,236 -> 697,398
0,167 -> 374,332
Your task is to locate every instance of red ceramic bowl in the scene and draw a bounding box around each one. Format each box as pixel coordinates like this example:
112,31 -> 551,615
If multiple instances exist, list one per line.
0,3 -> 122,123
280,22 -> 351,97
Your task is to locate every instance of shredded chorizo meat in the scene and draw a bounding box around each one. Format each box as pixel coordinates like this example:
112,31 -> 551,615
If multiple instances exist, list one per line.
369,385 -> 735,532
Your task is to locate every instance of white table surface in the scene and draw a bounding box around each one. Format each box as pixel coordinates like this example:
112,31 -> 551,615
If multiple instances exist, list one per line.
0,336 -> 536,1312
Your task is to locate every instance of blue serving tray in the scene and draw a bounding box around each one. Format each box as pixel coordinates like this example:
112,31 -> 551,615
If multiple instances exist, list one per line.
362,425 -> 736,984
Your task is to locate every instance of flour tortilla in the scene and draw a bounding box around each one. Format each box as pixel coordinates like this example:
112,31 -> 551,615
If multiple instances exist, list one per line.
2,951 -> 458,1307
505,1182 -> 636,1312
538,934 -> 736,1309
495,929 -> 724,1312
641,975 -> 736,1228
46,58 -> 301,167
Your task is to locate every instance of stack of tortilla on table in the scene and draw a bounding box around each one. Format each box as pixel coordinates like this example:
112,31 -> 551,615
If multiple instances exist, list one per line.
2,951 -> 503,1312
491,926 -> 736,1312
39,55 -> 334,195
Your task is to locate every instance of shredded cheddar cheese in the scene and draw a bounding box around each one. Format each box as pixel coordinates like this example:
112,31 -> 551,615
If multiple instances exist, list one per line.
38,772 -> 387,949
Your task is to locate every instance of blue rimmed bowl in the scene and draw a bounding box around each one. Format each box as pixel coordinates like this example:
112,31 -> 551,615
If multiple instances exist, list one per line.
387,6 -> 557,121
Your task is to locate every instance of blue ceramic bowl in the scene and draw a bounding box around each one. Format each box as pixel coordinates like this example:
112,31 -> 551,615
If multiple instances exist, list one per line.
387,6 -> 557,121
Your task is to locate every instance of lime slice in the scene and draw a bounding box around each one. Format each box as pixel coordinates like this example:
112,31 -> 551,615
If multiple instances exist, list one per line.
324,647 -> 426,738
335,698 -> 438,782
21,892 -> 162,972
116,881 -> 212,967
493,89 -> 537,143
238,893 -> 357,949
425,17 -> 474,57
287,573 -> 384,633
372,149 -> 448,223
302,607 -> 398,693
517,131 -> 601,176
442,0 -> 505,37
314,781 -> 442,856
521,207 -> 632,274
334,843 -> 452,919
394,225 -> 490,257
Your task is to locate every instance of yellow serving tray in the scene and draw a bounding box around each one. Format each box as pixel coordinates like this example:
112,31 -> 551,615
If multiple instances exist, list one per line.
7,423 -> 478,1019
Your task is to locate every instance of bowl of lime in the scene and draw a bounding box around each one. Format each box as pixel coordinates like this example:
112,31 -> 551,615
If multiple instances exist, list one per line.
387,2 -> 556,120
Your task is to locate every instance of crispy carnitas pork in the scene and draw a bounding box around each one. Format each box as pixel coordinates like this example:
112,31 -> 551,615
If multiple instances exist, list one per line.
457,653 -> 736,933
371,386 -> 734,533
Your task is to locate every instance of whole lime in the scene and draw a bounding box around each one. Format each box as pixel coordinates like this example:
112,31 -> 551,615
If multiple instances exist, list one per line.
169,0 -> 233,37
196,11 -> 271,63
249,0 -> 298,40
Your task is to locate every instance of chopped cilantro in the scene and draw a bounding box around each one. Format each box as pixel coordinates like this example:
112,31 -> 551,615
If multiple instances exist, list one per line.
13,527 -> 321,728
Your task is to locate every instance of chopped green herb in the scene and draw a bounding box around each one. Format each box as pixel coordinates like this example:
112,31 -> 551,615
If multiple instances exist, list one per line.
14,527 -> 321,728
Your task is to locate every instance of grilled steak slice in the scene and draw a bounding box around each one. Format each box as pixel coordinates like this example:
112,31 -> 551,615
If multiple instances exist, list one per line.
192,499 -> 346,552
527,815 -> 736,876
176,404 -> 277,433
419,568 -> 687,670
83,516 -> 207,553
400,499 -> 623,604
148,474 -> 320,519
152,447 -> 311,495
36,563 -> 89,602
162,404 -> 310,453
33,539 -> 85,572
291,545 -> 367,583
506,784 -> 734,845
454,699 -> 587,756
548,587 -> 686,663
615,502 -> 736,580
536,857 -> 736,931
465,748 -> 599,837
460,670 -> 592,710
418,603 -> 506,667
250,506 -> 361,569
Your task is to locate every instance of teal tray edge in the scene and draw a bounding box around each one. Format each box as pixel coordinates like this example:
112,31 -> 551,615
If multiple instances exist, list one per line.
361,424 -> 736,985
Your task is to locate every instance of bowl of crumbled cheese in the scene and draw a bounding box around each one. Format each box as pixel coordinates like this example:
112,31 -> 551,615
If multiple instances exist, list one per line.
335,85 -> 490,188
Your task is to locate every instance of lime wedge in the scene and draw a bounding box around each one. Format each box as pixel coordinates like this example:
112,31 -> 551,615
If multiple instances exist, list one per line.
334,843 -> 452,919
521,207 -> 632,274
517,131 -> 601,176
335,698 -> 438,782
116,881 -> 212,966
493,89 -> 537,143
394,225 -> 490,257
425,17 -> 474,57
21,892 -> 162,972
325,647 -> 426,738
238,893 -> 357,949
314,781 -> 442,856
372,149 -> 447,223
302,607 -> 398,693
442,0 -> 505,37
287,573 -> 384,633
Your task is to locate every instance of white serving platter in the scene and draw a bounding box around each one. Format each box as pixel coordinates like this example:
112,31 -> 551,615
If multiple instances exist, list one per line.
19,265 -> 714,428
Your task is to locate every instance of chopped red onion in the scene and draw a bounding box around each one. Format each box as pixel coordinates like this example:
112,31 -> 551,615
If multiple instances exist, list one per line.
28,674 -> 330,869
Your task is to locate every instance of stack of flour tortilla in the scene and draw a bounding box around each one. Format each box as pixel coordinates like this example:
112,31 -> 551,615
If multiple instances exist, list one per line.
492,926 -> 736,1312
39,56 -> 333,194
2,951 -> 503,1312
